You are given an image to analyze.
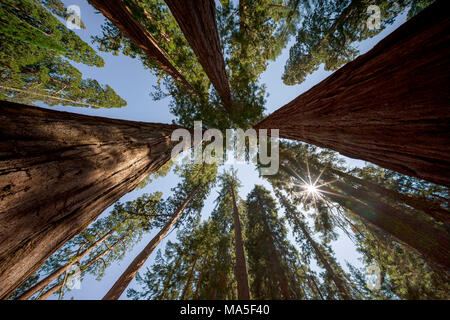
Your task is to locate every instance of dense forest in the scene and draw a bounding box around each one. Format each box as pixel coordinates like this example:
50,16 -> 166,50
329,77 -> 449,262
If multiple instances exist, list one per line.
0,0 -> 448,301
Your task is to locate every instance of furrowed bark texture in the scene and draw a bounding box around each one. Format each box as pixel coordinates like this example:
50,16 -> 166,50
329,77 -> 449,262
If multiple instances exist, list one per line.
0,100 -> 182,299
88,0 -> 194,93
255,1 -> 450,187
165,0 -> 233,110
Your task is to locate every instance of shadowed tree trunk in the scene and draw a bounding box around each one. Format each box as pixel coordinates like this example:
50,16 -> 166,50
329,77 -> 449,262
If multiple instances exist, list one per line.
16,229 -> 114,300
329,168 -> 450,226
281,162 -> 450,274
260,214 -> 291,300
165,0 -> 233,110
0,100 -> 182,299
102,185 -> 200,300
255,1 -> 450,187
88,0 -> 194,93
230,181 -> 250,300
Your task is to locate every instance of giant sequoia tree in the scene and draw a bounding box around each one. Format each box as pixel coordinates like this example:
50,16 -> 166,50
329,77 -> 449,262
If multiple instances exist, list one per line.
0,101 -> 183,299
88,0 -> 194,93
266,142 -> 450,274
256,0 -> 450,186
165,0 -> 233,110
11,192 -> 164,300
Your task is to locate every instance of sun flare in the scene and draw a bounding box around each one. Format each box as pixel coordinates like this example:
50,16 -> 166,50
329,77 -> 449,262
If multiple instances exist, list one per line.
305,183 -> 318,194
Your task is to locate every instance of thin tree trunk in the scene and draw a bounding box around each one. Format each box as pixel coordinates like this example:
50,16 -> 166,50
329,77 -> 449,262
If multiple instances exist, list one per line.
230,182 -> 250,300
255,1 -> 450,187
159,253 -> 182,299
141,8 -> 171,43
102,186 -> 200,300
88,0 -> 194,93
294,216 -> 351,300
16,229 -> 113,300
261,217 -> 291,300
38,236 -> 126,300
0,100 -> 182,299
308,275 -> 325,300
180,256 -> 198,300
193,260 -> 205,300
165,0 -> 233,110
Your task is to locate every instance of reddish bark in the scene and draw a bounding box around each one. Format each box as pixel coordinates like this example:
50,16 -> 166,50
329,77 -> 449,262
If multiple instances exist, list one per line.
255,1 -> 450,187
230,182 -> 250,300
165,0 -> 233,110
0,100 -> 182,299
88,0 -> 194,93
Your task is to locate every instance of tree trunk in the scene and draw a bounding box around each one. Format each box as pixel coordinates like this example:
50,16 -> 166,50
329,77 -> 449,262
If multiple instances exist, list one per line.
328,180 -> 450,274
255,1 -> 450,187
39,236 -> 126,300
283,163 -> 450,274
0,100 -> 182,299
180,256 -> 198,300
329,168 -> 450,226
165,0 -> 233,110
295,217 -> 351,300
261,216 -> 291,300
308,275 -> 325,300
88,0 -> 194,93
193,260 -> 205,300
16,229 -> 113,300
102,186 -> 200,300
230,183 -> 250,300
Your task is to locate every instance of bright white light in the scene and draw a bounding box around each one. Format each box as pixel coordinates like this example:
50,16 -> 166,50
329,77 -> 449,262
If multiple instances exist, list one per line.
305,184 -> 318,194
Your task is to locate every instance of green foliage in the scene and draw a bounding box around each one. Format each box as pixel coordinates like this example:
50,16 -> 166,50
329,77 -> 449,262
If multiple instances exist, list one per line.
93,0 -> 305,130
282,0 -> 435,85
11,192 -> 164,299
266,141 -> 449,299
0,0 -> 126,108
246,185 -> 307,299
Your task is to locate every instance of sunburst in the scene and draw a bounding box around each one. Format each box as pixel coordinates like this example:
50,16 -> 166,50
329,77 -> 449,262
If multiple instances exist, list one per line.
285,156 -> 343,210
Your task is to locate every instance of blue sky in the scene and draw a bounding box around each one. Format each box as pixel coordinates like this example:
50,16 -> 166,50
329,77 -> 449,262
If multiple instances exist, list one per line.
36,0 -> 408,299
